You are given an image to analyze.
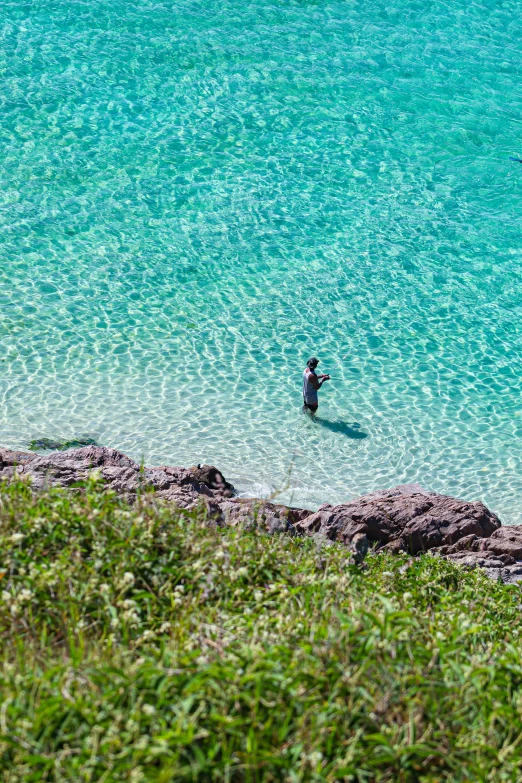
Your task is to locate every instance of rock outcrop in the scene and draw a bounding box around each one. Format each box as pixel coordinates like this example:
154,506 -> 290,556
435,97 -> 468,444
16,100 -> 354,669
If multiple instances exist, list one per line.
439,550 -> 522,584
437,527 -> 522,583
295,483 -> 501,554
439,527 -> 522,561
1,445 -> 521,582
219,497 -> 309,534
293,483 -> 522,582
0,446 -> 297,532
0,445 -> 234,498
0,448 -> 35,469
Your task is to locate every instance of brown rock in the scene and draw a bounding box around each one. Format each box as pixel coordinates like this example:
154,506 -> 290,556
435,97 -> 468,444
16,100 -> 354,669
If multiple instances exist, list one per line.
438,549 -> 522,584
438,527 -> 522,581
437,534 -> 485,556
146,464 -> 234,497
0,448 -> 35,468
1,446 -> 139,491
5,444 -> 521,584
444,550 -> 515,567
189,465 -> 235,497
349,532 -> 369,565
0,446 -> 310,534
0,446 -> 235,504
218,498 -> 305,534
295,483 -> 501,554
483,527 -> 522,560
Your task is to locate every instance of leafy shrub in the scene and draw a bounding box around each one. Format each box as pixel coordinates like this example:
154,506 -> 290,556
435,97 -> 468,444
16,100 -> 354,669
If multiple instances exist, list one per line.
1,479 -> 522,781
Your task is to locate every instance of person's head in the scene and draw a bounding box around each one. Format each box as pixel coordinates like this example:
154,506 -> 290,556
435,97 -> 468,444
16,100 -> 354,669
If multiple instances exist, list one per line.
307,357 -> 319,370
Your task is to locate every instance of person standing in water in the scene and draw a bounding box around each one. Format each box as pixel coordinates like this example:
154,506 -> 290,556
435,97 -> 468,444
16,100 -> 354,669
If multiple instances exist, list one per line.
302,356 -> 330,414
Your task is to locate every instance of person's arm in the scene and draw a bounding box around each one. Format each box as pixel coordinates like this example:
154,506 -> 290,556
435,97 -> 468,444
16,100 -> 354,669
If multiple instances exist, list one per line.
309,373 -> 330,390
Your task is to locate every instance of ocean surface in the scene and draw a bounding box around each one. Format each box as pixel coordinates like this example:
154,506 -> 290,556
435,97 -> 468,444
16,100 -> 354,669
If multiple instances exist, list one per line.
2,0 -> 522,521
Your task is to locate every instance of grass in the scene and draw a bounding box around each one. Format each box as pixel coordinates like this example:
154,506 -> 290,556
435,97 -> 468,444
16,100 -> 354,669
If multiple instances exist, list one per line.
1,478 -> 522,781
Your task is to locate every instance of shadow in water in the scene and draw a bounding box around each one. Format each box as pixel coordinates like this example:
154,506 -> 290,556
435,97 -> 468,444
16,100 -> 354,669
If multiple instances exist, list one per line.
311,417 -> 369,439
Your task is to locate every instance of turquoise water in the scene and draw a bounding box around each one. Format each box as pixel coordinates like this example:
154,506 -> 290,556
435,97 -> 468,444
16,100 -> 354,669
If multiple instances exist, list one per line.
2,0 -> 522,521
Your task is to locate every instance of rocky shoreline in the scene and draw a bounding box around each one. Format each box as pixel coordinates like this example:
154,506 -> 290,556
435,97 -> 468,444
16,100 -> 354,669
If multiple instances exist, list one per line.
1,444 -> 522,584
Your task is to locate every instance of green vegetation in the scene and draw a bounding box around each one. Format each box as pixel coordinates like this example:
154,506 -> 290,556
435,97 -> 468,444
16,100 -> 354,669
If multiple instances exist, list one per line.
1,479 -> 522,782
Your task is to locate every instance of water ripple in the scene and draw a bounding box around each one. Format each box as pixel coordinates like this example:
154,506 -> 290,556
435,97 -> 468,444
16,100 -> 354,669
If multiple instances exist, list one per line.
1,0 -> 522,521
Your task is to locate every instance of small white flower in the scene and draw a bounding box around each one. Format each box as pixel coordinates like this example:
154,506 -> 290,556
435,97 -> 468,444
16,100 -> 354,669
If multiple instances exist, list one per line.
122,608 -> 140,625
10,533 -> 24,544
122,572 -> 135,585
254,590 -> 263,601
1,590 -> 12,604
18,589 -> 32,603
130,766 -> 144,783
99,583 -> 110,594
402,592 -> 413,602
142,704 -> 155,716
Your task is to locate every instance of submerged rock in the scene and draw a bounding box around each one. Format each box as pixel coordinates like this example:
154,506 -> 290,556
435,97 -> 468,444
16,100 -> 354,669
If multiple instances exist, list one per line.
28,437 -> 98,452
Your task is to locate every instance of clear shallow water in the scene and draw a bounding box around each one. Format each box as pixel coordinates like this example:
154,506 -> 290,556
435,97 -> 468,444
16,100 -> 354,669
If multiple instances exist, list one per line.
2,0 -> 522,520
